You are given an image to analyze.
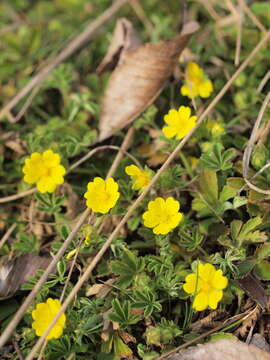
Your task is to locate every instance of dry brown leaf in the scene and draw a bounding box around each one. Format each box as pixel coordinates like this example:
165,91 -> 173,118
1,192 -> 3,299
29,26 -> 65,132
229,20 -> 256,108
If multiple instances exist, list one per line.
99,21 -> 199,141
97,17 -> 141,75
235,306 -> 261,339
119,330 -> 137,344
86,278 -> 116,298
0,253 -> 51,300
237,274 -> 269,310
190,310 -> 226,333
167,339 -> 270,360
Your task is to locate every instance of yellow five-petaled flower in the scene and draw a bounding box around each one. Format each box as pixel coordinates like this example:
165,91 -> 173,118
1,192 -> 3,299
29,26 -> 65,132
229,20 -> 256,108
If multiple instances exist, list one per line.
143,197 -> 183,235
125,165 -> 151,190
183,263 -> 228,311
84,177 -> 120,214
180,62 -> 213,99
32,298 -> 66,340
162,106 -> 197,140
22,149 -> 66,193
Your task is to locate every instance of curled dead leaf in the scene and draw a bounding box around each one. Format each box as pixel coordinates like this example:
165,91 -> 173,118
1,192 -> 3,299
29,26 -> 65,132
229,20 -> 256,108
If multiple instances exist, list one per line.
167,339 -> 270,360
0,253 -> 51,300
99,21 -> 199,141
86,278 -> 116,298
97,17 -> 141,75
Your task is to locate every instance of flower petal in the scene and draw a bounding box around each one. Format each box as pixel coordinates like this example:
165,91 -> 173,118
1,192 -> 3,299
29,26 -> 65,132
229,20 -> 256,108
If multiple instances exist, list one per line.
193,292 -> 208,311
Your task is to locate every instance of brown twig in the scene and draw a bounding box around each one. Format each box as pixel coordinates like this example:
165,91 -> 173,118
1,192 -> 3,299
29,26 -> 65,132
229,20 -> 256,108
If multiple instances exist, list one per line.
156,307 -> 258,359
243,92 -> 270,194
235,1 -> 243,66
0,188 -> 36,204
24,29 -> 270,360
0,223 -> 17,249
238,0 -> 267,34
130,0 -> 154,36
0,0 -> 130,122
256,70 -> 270,94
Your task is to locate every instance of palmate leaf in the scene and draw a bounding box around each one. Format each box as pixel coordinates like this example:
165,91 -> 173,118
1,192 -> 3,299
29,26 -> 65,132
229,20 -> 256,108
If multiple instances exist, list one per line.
133,289 -> 162,318
231,217 -> 267,246
108,299 -> 140,329
111,250 -> 145,288
200,143 -> 236,172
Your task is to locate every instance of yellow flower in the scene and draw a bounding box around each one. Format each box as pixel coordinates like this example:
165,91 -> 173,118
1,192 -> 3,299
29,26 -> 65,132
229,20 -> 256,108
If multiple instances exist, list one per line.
22,149 -> 66,193
125,165 -> 151,190
32,298 -> 66,340
162,106 -> 197,140
181,62 -> 213,99
183,263 -> 228,311
143,197 -> 183,235
84,177 -> 120,214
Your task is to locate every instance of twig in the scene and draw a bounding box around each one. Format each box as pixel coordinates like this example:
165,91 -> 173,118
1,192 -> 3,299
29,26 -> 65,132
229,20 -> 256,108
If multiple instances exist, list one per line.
235,2 -> 243,66
37,339 -> 47,360
197,0 -> 221,22
243,92 -> 270,194
0,188 -> 36,204
68,144 -> 139,173
24,29 -> 270,360
0,223 -> 17,249
256,70 -> 270,94
130,0 -> 154,36
106,128 -> 135,178
14,84 -> 42,122
0,0 -> 130,122
12,336 -> 24,360
238,0 -> 267,34
156,307 -> 258,359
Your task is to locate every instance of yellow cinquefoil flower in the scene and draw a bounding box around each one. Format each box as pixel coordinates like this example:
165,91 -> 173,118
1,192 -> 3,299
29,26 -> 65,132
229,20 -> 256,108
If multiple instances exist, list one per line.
32,298 -> 66,340
84,177 -> 120,214
125,165 -> 151,190
181,62 -> 213,99
162,106 -> 197,140
143,197 -> 183,235
22,150 -> 66,193
183,263 -> 228,311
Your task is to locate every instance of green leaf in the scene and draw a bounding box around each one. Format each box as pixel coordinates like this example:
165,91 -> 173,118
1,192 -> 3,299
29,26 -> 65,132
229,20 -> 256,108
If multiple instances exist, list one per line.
235,259 -> 257,278
108,299 -> 140,329
233,196 -> 248,209
60,225 -> 70,240
230,220 -> 243,243
240,217 -> 262,238
200,143 -> 235,171
255,243 -> 270,261
111,250 -> 145,288
219,185 -> 237,202
198,170 -> 218,203
254,260 -> 270,280
133,290 -> 162,318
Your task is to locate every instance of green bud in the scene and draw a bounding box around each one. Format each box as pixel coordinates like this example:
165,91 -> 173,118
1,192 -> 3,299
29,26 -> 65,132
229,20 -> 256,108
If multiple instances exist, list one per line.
251,145 -> 268,170
145,326 -> 161,346
234,91 -> 249,109
234,73 -> 247,87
